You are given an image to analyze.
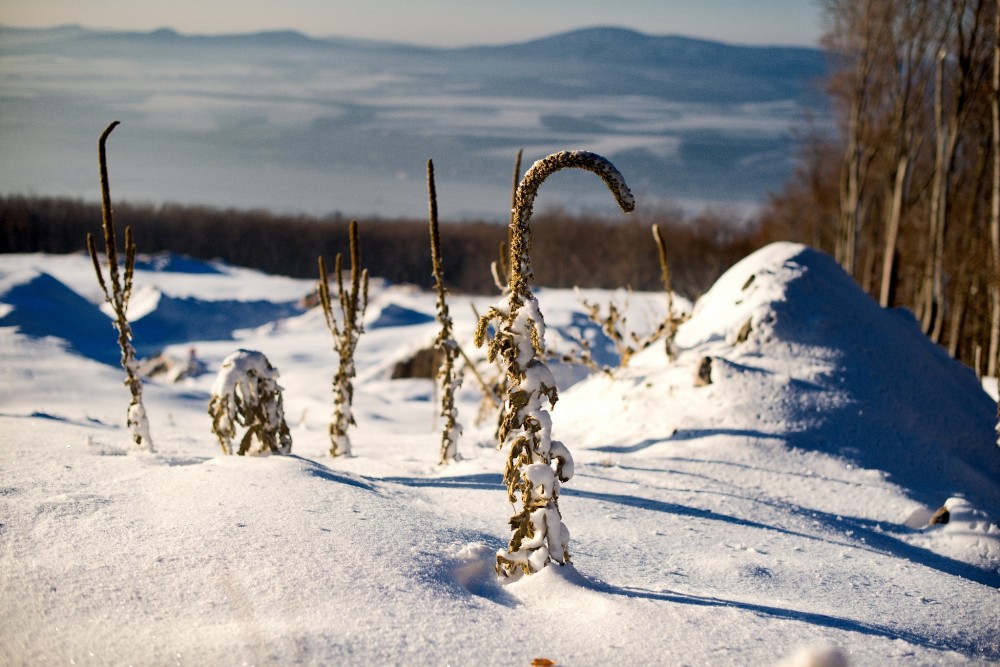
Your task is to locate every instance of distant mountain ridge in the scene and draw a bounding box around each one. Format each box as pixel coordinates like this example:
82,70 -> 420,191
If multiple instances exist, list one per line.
0,24 -> 829,218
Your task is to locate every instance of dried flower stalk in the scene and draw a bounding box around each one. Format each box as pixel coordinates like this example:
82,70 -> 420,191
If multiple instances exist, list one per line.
318,220 -> 369,457
86,121 -> 153,451
475,150 -> 634,579
427,160 -> 463,464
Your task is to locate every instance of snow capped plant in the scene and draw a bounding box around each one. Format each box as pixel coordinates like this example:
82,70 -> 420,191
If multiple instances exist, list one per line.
86,121 -> 153,451
208,349 -> 292,455
475,150 -> 635,579
427,160 -> 463,464
318,220 -> 369,457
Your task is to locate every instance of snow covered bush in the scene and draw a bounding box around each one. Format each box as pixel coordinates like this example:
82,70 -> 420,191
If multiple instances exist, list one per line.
475,150 -> 635,579
427,160 -> 463,463
208,349 -> 292,455
318,220 -> 369,457
86,120 -> 153,451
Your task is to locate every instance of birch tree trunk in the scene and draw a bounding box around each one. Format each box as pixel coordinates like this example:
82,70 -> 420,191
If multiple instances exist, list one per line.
880,154 -> 908,307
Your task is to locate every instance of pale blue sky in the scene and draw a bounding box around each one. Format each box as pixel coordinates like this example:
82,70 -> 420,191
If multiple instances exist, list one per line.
1,0 -> 823,47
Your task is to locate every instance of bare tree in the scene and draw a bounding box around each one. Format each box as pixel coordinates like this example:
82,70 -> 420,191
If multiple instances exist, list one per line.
879,1 -> 938,307
921,0 -> 993,342
989,0 -> 1000,374
823,0 -> 888,276
802,0 -> 997,369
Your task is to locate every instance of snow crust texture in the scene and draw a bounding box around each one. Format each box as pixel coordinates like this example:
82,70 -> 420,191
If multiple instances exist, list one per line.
1,244 -> 998,666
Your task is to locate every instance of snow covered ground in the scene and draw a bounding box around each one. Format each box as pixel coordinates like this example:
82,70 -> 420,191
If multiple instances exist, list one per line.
1,242 -> 998,666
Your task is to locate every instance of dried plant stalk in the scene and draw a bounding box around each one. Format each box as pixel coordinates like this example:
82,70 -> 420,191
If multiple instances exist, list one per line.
491,149 -> 523,291
564,223 -> 684,372
651,223 -> 683,360
427,160 -> 463,463
86,121 -> 152,451
475,150 -> 634,579
318,220 -> 369,457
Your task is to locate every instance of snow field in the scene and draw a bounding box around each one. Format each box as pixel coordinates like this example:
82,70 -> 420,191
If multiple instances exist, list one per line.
1,243 -> 998,665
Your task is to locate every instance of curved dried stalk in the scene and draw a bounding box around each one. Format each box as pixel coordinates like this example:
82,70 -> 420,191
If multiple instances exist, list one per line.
86,121 -> 152,451
475,150 -> 634,579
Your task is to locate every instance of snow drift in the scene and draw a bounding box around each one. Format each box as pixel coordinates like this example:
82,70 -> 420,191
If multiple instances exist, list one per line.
1,244 -> 997,665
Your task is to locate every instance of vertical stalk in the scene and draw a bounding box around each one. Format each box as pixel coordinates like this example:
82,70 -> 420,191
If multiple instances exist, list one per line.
652,223 -> 679,359
427,160 -> 463,463
318,220 -> 369,457
86,121 -> 153,451
476,150 -> 633,579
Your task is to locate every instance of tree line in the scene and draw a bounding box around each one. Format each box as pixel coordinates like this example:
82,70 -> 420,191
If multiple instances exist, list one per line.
0,194 -> 762,299
759,0 -> 998,378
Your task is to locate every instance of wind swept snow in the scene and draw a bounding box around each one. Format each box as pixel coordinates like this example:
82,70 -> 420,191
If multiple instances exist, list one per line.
1,243 -> 997,666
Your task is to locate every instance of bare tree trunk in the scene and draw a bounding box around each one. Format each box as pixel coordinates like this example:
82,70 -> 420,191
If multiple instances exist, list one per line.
947,275 -> 971,358
989,0 -> 1000,374
922,49 -> 949,337
922,0 -> 991,344
861,229 -> 878,294
880,155 -> 909,306
833,0 -> 880,277
839,97 -> 863,275
879,2 -> 935,308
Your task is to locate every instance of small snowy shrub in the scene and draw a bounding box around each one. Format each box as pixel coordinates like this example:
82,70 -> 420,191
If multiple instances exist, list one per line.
318,220 -> 369,457
427,160 -> 463,463
475,150 -> 634,579
208,349 -> 292,455
86,121 -> 153,451
566,223 -> 683,372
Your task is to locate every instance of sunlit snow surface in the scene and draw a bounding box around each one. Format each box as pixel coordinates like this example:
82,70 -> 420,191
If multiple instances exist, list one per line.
1,244 -> 998,666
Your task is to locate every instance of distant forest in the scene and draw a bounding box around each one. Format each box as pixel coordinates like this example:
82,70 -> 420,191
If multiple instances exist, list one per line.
0,194 -> 763,299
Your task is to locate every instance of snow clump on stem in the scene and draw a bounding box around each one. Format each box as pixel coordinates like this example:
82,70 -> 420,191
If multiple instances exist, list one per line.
208,349 -> 292,456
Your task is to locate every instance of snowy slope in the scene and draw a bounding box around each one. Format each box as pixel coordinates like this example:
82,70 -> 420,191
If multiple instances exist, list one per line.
1,244 -> 998,666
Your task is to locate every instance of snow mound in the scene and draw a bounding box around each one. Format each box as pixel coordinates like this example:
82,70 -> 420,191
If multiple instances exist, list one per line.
563,242 -> 999,510
126,291 -> 302,356
366,303 -> 435,329
133,252 -> 224,275
0,269 -> 120,365
906,497 -> 1000,575
0,258 -> 307,361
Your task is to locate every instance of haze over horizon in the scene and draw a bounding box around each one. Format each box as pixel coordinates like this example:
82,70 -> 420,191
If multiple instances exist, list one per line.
0,23 -> 829,220
0,0 -> 823,48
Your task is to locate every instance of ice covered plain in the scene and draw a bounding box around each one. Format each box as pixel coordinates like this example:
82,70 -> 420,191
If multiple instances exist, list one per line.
1,242 -> 998,665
